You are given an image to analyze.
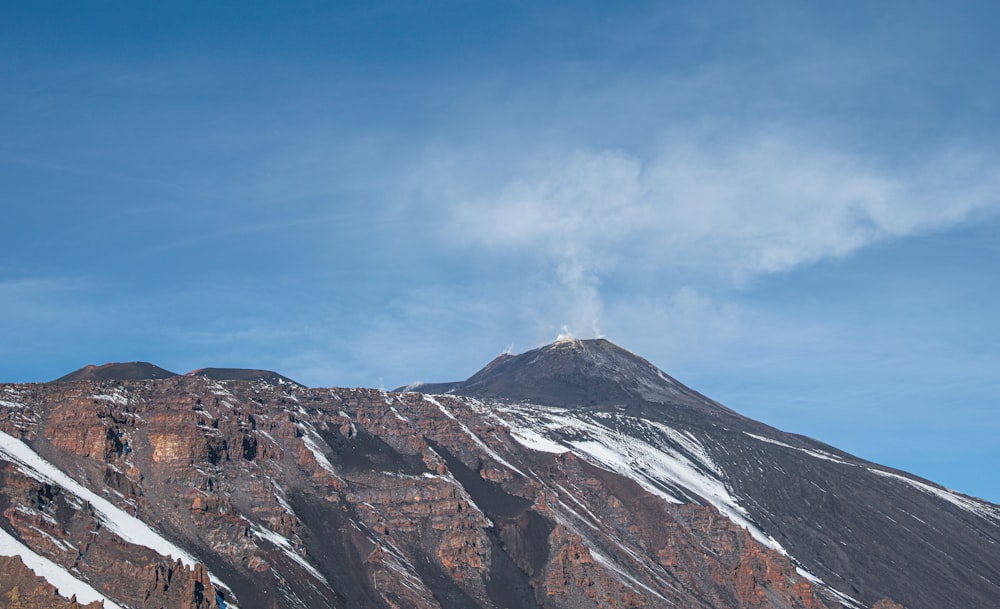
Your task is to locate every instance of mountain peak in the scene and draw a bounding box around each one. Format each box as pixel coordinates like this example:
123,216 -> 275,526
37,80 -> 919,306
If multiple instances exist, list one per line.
185,367 -> 303,387
51,361 -> 179,383
438,338 -> 732,417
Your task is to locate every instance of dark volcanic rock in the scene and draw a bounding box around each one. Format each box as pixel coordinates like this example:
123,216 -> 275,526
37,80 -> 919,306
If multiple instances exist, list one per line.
439,338 -> 1000,609
2,338 -> 998,609
416,337 -> 740,424
185,367 -> 302,387
51,361 -> 179,382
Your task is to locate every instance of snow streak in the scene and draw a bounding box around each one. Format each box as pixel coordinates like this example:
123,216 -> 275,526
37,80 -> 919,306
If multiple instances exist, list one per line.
0,527 -> 124,609
0,431 -> 238,602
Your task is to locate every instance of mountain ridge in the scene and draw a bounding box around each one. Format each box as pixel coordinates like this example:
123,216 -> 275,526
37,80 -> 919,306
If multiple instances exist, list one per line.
391,336 -> 1000,608
2,338 -> 996,609
51,362 -> 300,387
185,368 -> 302,387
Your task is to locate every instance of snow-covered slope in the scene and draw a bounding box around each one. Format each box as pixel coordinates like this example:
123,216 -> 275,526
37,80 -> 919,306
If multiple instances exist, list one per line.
431,338 -> 1000,609
472,400 -> 864,609
0,527 -> 123,609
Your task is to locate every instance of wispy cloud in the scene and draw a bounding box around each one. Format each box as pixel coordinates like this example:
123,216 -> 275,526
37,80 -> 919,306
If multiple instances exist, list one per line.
427,127 -> 999,335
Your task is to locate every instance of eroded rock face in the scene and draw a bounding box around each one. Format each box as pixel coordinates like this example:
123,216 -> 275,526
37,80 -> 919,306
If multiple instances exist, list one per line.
0,377 -> 842,609
0,465 -> 221,609
1,353 -> 997,609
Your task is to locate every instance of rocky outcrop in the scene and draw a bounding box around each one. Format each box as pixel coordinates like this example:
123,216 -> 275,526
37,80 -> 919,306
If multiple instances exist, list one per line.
0,464 -> 220,609
0,375 -> 844,609
544,525 -> 649,608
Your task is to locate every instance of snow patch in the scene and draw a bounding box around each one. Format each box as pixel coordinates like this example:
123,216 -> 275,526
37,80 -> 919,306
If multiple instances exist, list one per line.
252,526 -> 329,585
795,567 -> 864,609
207,381 -> 234,397
90,392 -> 129,406
425,396 -> 526,477
0,431 -> 236,597
744,433 -> 849,465
552,483 -> 602,525
269,479 -> 296,516
509,425 -> 566,454
590,547 -> 672,603
866,467 -> 1000,522
745,431 -> 1000,522
544,505 -> 674,603
496,404 -> 791,556
0,526 -> 124,609
194,408 -> 215,420
302,431 -> 339,478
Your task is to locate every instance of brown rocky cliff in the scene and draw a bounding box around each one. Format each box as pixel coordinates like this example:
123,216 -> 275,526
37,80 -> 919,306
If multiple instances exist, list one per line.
526,452 -> 831,609
0,377 -> 854,609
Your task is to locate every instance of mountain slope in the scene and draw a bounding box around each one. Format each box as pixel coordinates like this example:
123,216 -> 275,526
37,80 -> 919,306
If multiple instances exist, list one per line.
438,338 -> 1000,609
0,340 -> 995,609
0,376 -> 836,609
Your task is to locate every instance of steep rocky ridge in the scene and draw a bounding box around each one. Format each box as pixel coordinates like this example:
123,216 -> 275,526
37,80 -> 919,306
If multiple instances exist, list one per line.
0,338 -> 995,608
406,337 -> 1000,609
0,376 -> 835,608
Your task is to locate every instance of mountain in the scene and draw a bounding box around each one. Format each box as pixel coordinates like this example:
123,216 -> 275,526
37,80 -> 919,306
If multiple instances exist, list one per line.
407,337 -> 738,419
0,339 -> 996,609
439,339 -> 1000,608
185,368 -> 302,387
51,363 -> 302,386
52,361 -> 179,382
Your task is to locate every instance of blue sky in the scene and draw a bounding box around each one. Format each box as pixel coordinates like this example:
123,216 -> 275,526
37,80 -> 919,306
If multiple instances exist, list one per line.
2,2 -> 998,502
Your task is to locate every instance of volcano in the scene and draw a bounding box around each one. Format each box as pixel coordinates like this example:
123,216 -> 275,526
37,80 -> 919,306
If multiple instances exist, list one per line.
51,361 -> 179,382
0,338 -> 996,609
406,337 -> 1000,609
409,337 -> 741,424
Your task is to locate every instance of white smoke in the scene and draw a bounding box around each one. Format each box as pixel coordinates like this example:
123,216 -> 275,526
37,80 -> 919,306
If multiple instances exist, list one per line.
556,260 -> 604,339
442,130 -> 1000,334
